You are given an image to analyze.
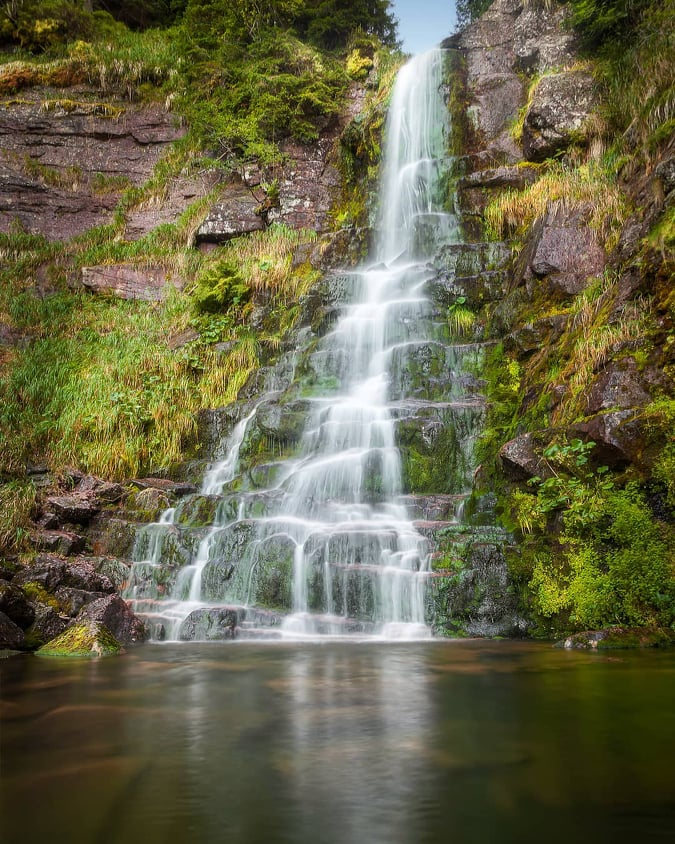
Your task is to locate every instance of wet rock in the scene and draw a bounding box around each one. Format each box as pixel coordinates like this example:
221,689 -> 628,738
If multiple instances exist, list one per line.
499,432 -> 547,480
128,487 -> 171,518
29,529 -> 86,556
429,541 -> 529,638
87,516 -> 137,559
0,582 -> 35,629
522,71 -> 598,162
24,603 -> 68,647
45,494 -> 97,525
82,265 -> 186,301
90,557 -> 132,592
585,360 -> 652,415
75,595 -> 147,645
128,478 -> 198,497
570,410 -> 644,467
36,621 -> 124,658
178,607 -> 242,641
0,611 -> 25,649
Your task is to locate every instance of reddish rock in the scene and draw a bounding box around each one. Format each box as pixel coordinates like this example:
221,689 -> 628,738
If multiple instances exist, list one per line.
30,529 -> 86,556
0,93 -> 185,240
45,494 -> 97,524
82,265 -> 186,301
520,202 -> 605,295
499,432 -> 548,480
196,174 -> 265,243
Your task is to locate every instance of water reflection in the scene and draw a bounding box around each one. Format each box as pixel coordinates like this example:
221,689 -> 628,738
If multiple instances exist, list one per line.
1,642 -> 674,844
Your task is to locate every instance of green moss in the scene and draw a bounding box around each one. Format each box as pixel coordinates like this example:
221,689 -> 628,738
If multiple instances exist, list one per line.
36,622 -> 123,658
20,581 -> 60,611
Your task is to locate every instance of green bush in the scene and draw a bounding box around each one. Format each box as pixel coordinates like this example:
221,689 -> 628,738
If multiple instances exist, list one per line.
192,261 -> 250,314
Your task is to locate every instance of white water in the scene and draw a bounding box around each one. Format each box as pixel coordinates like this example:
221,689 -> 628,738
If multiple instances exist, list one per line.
126,48 -> 460,640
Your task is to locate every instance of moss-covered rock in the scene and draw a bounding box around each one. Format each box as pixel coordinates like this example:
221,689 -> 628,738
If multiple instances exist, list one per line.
559,627 -> 675,650
36,621 -> 124,658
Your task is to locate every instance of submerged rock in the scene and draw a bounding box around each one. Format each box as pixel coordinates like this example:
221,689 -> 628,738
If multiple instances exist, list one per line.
36,621 -> 124,658
559,627 -> 674,650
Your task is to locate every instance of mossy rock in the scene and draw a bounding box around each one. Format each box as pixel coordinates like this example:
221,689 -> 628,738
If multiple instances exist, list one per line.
36,621 -> 124,658
559,627 -> 675,650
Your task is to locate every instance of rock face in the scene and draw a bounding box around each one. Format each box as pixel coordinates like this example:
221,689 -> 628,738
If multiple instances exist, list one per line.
196,173 -> 265,243
81,265 -> 186,301
444,0 -> 578,163
516,201 -> 606,295
522,71 -> 598,161
0,93 -> 185,240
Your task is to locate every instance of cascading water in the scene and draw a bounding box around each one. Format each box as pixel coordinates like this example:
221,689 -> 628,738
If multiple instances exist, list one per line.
125,48 -> 482,640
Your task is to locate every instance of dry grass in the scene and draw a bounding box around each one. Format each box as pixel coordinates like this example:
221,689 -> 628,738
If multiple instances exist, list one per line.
484,161 -> 629,250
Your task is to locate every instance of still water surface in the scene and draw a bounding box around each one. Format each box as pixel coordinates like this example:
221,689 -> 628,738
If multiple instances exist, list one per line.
1,640 -> 674,844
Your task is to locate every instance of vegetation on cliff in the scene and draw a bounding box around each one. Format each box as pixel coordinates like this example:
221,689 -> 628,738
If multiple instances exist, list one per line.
465,0 -> 674,636
0,1 -> 399,488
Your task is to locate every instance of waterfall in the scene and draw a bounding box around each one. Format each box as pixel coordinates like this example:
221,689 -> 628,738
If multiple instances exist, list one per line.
125,48 -> 474,641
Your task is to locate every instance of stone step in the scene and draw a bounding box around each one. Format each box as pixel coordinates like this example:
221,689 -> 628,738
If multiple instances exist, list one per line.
234,626 -> 284,640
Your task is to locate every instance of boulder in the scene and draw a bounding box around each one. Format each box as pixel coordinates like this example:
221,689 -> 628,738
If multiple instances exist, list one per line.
560,627 -> 674,650
74,595 -> 147,645
522,71 -> 598,162
0,582 -> 35,629
29,529 -> 86,556
45,494 -> 97,525
54,587 -> 105,617
36,621 -> 124,658
0,611 -> 25,649
13,555 -> 115,594
24,604 -> 68,648
178,607 -> 241,641
518,201 -> 605,295
499,432 -> 547,480
570,410 -> 644,467
196,174 -> 265,243
585,360 -> 652,415
13,556 -> 66,590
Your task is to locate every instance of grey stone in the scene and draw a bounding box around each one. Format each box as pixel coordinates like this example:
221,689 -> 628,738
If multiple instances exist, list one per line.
522,71 -> 599,161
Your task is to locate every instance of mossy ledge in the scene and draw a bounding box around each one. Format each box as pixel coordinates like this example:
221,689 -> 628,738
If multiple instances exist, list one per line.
36,622 -> 124,658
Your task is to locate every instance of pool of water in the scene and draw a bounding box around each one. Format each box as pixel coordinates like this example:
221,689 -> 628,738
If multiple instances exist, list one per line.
1,640 -> 674,843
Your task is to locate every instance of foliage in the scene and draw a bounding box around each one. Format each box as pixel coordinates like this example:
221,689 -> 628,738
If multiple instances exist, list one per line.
455,0 -> 493,29
484,160 -> 629,251
511,438 -> 674,630
192,262 -> 250,314
0,480 -> 36,554
447,296 -> 475,338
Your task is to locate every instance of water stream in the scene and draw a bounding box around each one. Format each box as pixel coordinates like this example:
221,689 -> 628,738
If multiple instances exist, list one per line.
125,48 -> 483,640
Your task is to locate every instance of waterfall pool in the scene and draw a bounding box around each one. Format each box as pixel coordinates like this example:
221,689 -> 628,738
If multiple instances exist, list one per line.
1,641 -> 673,843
